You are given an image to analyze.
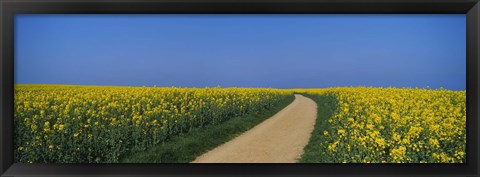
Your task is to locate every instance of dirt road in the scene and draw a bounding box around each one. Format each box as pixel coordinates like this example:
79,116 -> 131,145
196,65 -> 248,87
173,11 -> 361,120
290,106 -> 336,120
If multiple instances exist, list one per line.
192,94 -> 318,163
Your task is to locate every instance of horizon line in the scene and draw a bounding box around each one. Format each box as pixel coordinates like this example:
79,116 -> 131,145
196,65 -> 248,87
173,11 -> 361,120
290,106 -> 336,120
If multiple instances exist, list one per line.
14,83 -> 466,91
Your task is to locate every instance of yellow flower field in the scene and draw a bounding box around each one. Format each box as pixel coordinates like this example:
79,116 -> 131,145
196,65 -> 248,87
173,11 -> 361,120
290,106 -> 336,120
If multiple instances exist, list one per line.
298,87 -> 466,163
14,85 -> 466,163
14,84 -> 291,163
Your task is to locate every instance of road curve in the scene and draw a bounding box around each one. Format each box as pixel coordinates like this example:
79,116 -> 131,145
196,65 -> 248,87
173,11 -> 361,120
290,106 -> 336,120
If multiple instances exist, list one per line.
192,94 -> 317,163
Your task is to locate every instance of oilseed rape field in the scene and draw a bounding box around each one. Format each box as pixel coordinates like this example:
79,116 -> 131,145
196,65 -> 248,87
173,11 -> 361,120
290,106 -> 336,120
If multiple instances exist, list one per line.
14,85 -> 291,163
13,85 -> 466,163
298,87 -> 466,163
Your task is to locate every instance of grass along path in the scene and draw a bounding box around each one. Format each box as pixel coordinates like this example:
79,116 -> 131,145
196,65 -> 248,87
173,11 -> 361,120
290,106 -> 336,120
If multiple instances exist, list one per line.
193,94 -> 317,163
121,94 -> 295,163
299,94 -> 338,163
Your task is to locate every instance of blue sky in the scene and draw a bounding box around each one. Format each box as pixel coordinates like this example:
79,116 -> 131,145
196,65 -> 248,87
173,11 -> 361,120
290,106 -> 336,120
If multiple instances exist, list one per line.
15,15 -> 466,90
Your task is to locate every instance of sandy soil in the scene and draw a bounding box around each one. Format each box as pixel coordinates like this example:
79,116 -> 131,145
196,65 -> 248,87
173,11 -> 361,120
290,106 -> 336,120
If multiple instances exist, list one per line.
192,94 -> 318,163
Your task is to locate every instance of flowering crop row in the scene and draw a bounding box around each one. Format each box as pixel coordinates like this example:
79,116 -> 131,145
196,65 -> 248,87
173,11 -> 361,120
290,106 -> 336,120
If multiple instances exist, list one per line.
14,85 -> 291,163
299,87 -> 466,163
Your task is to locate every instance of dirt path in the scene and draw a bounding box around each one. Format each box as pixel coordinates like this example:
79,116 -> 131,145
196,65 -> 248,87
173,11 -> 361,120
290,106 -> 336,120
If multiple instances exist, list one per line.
192,94 -> 317,163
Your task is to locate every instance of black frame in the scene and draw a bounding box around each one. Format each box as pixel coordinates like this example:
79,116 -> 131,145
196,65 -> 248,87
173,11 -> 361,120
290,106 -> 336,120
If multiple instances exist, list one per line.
0,0 -> 479,176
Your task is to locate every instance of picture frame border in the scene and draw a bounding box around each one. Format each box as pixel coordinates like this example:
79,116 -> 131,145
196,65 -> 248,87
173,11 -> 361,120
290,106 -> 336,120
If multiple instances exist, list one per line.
1,0 -> 479,176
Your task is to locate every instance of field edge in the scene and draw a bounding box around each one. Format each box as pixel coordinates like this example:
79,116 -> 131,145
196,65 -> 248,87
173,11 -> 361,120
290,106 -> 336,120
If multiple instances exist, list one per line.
299,93 -> 339,163
121,94 -> 296,163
